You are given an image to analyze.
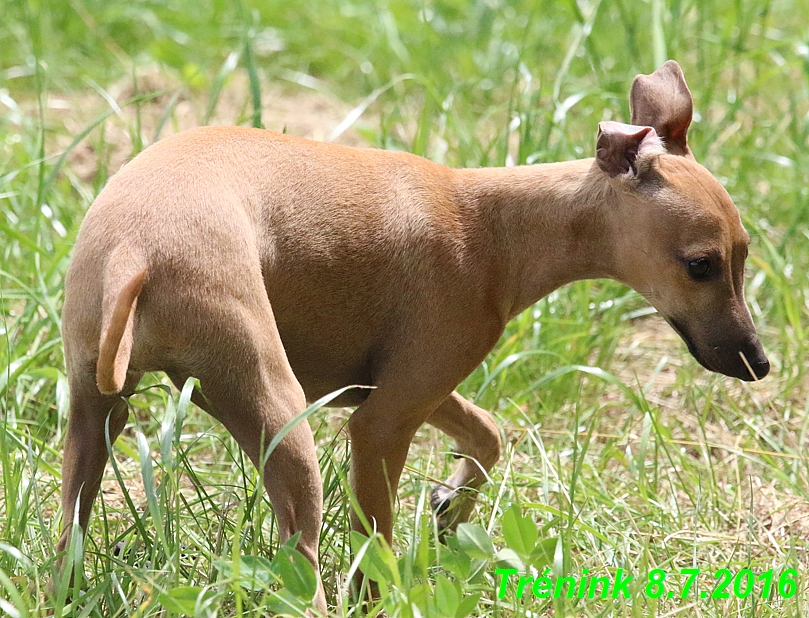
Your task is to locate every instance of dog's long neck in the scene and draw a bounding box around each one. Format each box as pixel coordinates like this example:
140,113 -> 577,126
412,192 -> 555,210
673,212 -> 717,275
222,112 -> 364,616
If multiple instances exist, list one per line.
456,158 -> 620,319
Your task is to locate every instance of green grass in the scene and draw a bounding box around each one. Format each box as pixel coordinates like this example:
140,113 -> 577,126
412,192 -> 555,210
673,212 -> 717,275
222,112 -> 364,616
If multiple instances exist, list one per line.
2,0 -> 809,615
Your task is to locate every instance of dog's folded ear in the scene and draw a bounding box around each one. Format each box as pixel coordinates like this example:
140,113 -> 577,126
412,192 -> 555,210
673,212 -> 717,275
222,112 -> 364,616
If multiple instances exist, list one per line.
630,60 -> 693,157
595,121 -> 664,178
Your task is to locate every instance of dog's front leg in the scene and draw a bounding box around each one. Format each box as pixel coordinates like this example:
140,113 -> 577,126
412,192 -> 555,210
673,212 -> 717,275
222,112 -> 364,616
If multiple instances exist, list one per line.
427,392 -> 502,532
346,388 -> 444,589
347,398 -> 424,542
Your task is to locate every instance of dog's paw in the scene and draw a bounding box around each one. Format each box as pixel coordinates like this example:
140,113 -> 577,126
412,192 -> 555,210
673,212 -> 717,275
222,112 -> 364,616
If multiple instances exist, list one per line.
430,485 -> 475,537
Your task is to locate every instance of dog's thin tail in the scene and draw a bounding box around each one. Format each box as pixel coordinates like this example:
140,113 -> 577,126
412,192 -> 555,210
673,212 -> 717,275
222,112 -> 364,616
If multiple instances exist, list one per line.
96,256 -> 147,395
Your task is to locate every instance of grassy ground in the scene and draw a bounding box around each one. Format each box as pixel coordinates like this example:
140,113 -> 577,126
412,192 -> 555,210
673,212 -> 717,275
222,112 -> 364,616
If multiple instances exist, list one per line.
2,0 -> 809,615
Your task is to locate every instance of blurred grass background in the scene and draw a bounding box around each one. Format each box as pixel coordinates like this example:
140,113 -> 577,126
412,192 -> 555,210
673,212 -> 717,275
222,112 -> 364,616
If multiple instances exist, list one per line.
2,0 -> 809,615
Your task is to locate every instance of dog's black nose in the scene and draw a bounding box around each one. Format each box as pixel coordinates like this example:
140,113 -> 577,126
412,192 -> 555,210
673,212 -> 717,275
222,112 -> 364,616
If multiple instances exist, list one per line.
751,358 -> 770,380
738,343 -> 769,381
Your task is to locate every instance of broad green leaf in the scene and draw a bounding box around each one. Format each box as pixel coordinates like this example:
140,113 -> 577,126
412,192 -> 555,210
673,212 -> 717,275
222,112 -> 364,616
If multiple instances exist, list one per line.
407,582 -> 431,613
455,592 -> 481,618
239,555 -> 277,590
157,586 -> 209,615
267,588 -> 309,617
531,537 -> 558,571
495,547 -> 524,572
502,504 -> 537,558
439,542 -> 472,580
434,574 -> 460,617
349,531 -> 393,582
272,545 -> 318,600
215,555 -> 277,591
455,523 -> 494,560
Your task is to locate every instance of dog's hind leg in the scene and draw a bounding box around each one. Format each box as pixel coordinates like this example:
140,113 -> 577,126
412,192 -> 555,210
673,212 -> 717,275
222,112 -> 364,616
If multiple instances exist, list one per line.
427,392 -> 502,532
56,368 -> 143,570
170,303 -> 326,613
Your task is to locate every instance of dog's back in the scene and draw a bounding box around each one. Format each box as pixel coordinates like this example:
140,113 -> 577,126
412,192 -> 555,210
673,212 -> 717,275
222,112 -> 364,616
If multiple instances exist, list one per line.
63,126 -> 491,403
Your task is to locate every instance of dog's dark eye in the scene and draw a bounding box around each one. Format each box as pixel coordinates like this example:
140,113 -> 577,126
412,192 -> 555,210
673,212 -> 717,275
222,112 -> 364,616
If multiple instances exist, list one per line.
688,258 -> 711,279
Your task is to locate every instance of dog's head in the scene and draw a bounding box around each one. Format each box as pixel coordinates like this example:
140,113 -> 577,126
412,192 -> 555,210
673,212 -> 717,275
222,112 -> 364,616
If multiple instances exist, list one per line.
595,61 -> 769,381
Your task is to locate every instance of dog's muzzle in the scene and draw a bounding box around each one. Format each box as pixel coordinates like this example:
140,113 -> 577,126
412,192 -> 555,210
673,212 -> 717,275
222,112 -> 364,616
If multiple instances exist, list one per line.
667,318 -> 769,381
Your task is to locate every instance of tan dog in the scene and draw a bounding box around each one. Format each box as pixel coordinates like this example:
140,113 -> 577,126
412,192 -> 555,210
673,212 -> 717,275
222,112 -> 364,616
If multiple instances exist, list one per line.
58,61 -> 768,611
